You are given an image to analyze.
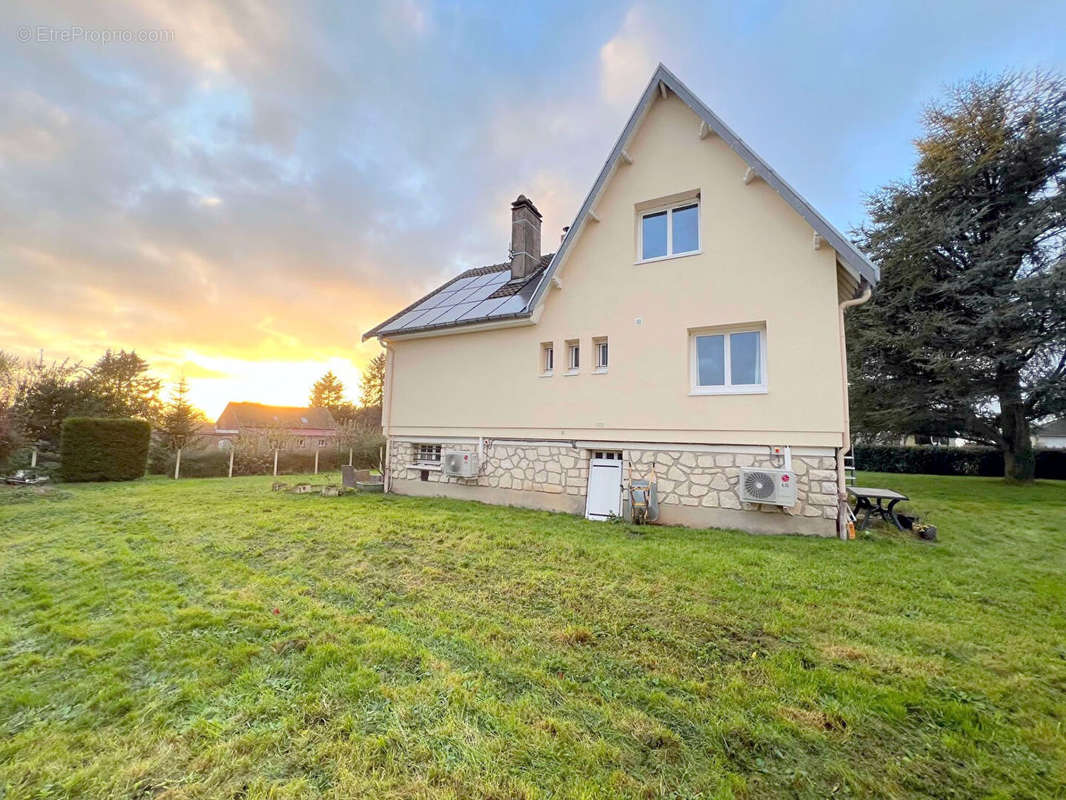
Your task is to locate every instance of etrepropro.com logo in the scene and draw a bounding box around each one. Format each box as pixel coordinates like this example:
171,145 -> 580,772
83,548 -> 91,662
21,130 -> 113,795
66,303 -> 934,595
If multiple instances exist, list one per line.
17,25 -> 175,44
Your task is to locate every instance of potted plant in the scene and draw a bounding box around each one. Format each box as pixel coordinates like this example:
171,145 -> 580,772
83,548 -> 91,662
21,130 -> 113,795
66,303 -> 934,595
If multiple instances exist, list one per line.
912,520 -> 937,541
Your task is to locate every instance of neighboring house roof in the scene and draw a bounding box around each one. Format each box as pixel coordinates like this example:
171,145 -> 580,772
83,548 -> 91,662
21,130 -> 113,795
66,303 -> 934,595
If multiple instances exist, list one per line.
362,254 -> 552,340
215,402 -> 337,431
364,63 -> 877,343
1035,418 -> 1066,437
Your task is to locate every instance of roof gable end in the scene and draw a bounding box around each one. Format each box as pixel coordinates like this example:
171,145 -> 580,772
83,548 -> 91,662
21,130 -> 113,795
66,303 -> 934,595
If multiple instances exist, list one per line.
526,64 -> 878,311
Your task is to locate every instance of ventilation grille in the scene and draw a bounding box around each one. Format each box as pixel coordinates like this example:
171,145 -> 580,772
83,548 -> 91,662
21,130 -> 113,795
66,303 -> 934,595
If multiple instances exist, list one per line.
738,467 -> 797,506
743,470 -> 776,500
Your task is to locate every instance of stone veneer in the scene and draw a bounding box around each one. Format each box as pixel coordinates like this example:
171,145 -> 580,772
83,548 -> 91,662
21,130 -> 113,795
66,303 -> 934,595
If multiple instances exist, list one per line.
388,439 -> 839,535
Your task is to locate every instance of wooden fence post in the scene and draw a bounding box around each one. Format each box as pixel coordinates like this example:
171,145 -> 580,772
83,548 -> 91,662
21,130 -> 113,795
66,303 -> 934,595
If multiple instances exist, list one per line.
314,448 -> 319,475
273,449 -> 279,477
174,448 -> 182,480
31,447 -> 38,468
228,447 -> 234,478
348,448 -> 353,467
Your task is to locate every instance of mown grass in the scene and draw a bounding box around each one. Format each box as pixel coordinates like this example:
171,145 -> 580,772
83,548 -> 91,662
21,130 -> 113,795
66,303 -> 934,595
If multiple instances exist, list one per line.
0,472 -> 1063,799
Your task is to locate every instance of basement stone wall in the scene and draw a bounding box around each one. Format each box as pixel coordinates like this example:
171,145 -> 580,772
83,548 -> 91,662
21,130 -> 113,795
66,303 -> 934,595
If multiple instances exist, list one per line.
387,438 -> 838,533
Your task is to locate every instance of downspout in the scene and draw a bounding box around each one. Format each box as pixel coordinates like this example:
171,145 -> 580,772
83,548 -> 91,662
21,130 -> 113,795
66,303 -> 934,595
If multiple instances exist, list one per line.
836,284 -> 872,539
381,341 -> 396,493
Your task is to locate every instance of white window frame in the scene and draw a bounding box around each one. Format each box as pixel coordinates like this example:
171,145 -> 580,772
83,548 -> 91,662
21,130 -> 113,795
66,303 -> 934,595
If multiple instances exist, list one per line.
566,340 -> 580,375
416,443 -> 442,464
593,337 -> 608,373
637,198 -> 701,264
689,325 -> 768,396
540,342 -> 554,376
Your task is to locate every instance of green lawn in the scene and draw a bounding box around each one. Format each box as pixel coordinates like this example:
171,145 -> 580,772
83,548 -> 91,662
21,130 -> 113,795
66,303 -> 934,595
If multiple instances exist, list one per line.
1,472 -> 1064,799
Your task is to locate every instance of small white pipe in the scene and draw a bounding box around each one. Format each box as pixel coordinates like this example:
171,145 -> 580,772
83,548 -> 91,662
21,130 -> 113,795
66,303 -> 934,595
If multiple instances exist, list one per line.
837,285 -> 873,538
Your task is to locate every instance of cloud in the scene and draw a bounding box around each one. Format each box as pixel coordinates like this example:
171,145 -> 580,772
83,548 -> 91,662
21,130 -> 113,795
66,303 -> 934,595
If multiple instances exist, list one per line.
3,0 -> 1064,417
599,5 -> 659,107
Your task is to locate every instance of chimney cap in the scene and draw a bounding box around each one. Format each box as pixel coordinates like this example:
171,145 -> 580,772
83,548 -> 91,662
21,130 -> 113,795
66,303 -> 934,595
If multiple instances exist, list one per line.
511,194 -> 542,219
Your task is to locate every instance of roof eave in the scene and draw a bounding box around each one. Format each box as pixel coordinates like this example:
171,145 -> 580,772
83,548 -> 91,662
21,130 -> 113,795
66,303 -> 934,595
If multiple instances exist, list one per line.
372,310 -> 537,343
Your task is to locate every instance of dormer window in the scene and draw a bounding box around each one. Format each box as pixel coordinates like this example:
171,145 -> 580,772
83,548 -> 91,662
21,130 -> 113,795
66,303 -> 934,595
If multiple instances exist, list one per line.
639,197 -> 700,262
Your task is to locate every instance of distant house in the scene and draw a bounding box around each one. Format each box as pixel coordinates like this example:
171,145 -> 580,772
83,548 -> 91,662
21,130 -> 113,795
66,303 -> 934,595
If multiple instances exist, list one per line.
1033,419 -> 1066,450
211,402 -> 338,449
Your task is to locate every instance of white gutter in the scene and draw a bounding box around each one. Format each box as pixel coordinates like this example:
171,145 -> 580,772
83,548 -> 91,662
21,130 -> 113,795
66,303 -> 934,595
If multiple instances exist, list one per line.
836,284 -> 873,539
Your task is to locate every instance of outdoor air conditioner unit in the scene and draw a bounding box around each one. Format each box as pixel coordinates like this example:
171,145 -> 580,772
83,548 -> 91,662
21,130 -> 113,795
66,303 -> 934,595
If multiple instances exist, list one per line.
738,467 -> 797,506
442,450 -> 479,478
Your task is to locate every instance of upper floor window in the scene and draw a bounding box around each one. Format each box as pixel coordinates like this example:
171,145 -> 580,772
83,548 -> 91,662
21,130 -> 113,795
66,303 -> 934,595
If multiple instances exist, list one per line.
640,200 -> 699,262
541,342 -> 554,375
593,337 -> 608,372
690,326 -> 767,395
566,339 -> 580,373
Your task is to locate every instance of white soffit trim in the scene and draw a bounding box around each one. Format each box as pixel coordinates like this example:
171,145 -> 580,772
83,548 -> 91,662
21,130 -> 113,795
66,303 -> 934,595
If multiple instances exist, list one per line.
528,64 -> 878,311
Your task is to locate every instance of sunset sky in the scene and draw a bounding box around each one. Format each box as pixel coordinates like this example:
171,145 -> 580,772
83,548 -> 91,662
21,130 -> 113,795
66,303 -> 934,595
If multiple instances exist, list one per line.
3,1 -> 1065,419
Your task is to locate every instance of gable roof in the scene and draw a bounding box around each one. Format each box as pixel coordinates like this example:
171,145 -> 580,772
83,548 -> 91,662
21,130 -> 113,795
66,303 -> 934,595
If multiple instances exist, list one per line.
216,402 -> 337,431
361,254 -> 551,341
364,64 -> 877,342
526,64 -> 878,313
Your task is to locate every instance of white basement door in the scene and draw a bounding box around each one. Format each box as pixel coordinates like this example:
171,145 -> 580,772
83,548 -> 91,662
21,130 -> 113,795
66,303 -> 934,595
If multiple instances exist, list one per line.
585,458 -> 623,520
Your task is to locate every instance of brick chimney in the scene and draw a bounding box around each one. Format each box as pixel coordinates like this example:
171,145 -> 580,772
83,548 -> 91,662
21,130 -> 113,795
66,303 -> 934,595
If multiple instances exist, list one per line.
509,194 -> 542,279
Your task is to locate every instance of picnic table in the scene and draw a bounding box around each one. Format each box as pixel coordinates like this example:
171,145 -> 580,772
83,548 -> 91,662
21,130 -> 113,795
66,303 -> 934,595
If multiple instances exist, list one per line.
848,486 -> 909,531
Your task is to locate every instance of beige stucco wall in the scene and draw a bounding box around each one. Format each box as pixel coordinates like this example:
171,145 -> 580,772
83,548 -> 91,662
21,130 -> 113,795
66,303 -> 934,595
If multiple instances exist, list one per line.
383,92 -> 846,449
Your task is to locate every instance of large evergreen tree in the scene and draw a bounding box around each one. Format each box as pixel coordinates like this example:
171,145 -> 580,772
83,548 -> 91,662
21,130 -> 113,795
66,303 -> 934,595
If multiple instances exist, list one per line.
359,353 -> 386,409
158,378 -> 206,453
309,370 -> 346,409
80,349 -> 163,422
849,72 -> 1066,481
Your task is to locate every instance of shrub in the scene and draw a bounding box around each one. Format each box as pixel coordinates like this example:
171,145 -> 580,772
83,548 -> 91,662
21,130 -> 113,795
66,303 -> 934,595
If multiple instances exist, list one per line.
60,417 -> 151,482
854,444 -> 1066,480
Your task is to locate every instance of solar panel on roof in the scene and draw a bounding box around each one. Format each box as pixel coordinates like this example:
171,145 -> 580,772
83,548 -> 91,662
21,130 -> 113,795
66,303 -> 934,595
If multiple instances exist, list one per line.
459,297 -> 509,321
409,303 -> 452,327
459,283 -> 501,303
490,296 -> 527,316
446,285 -> 483,303
386,309 -> 428,330
447,276 -> 478,291
429,300 -> 480,325
421,289 -> 458,309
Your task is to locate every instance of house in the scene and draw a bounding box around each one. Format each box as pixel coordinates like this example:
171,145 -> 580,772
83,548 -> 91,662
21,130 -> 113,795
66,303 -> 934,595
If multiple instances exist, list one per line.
363,65 -> 879,537
1033,419 -> 1066,450
212,402 -> 338,449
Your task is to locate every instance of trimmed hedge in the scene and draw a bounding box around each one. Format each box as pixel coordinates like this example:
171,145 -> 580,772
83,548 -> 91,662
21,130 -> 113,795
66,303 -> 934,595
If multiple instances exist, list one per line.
60,417 -> 151,482
854,444 -> 1066,480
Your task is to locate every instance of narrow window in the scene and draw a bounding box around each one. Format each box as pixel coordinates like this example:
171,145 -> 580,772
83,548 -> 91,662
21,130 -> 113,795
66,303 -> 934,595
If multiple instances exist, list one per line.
566,340 -> 580,373
416,444 -> 442,464
691,327 -> 766,394
639,197 -> 700,262
593,337 -> 608,372
541,342 -> 554,375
